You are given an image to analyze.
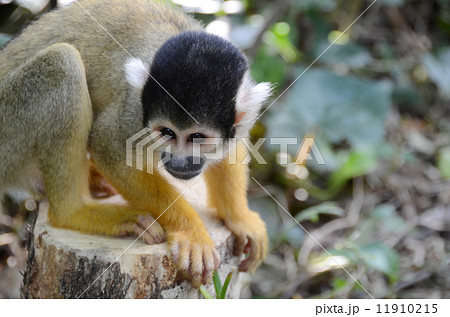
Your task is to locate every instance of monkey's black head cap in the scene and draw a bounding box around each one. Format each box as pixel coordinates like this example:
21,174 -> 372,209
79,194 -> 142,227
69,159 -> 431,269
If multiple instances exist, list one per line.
142,31 -> 248,139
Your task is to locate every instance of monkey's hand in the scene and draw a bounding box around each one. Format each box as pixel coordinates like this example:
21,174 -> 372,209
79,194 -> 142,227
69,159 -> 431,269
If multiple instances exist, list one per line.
224,210 -> 268,272
168,229 -> 220,286
119,214 -> 166,245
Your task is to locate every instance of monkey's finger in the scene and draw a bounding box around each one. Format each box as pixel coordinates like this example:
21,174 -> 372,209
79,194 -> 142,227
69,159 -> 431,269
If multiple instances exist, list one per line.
137,215 -> 166,243
138,215 -> 166,236
170,240 -> 181,264
189,245 -> 204,286
200,250 -> 214,285
144,228 -> 165,244
233,234 -> 247,256
169,236 -> 189,270
203,250 -> 215,273
243,240 -> 252,254
178,240 -> 191,272
133,224 -> 160,245
238,236 -> 259,272
260,236 -> 268,262
134,224 -> 164,245
253,235 -> 266,271
212,248 -> 220,271
201,256 -> 211,285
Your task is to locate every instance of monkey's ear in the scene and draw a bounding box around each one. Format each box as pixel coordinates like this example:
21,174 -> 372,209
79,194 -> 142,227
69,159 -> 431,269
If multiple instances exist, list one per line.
234,78 -> 272,137
124,58 -> 149,90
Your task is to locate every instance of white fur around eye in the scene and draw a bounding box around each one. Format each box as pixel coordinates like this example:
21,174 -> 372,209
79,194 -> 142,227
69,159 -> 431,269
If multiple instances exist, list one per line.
124,57 -> 149,90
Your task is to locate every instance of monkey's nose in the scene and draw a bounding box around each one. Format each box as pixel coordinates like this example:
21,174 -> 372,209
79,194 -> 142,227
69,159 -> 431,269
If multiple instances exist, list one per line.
161,152 -> 205,180
170,155 -> 188,168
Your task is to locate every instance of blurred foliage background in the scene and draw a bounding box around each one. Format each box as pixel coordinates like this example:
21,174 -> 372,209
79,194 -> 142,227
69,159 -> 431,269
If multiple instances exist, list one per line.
0,0 -> 449,298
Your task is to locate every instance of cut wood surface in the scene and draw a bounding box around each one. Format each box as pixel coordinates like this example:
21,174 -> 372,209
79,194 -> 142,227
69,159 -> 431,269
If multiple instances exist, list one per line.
21,178 -> 247,298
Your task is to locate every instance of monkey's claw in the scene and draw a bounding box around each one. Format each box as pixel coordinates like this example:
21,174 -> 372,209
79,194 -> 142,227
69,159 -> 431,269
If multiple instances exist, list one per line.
168,231 -> 220,286
224,210 -> 268,273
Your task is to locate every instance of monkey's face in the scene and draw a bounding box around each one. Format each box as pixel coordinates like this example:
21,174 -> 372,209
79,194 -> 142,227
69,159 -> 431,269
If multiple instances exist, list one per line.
148,119 -> 226,180
124,31 -> 272,180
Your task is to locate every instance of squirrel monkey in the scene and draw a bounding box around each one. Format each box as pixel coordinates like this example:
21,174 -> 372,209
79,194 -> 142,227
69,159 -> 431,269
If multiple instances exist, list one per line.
0,0 -> 271,285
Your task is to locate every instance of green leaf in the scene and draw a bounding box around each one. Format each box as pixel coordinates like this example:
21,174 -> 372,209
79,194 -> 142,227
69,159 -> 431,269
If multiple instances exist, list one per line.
218,271 -> 233,299
331,277 -> 348,291
437,146 -> 450,178
264,23 -> 299,63
199,285 -> 214,299
213,271 -> 222,298
329,150 -> 378,192
359,242 -> 399,282
251,46 -> 287,85
329,243 -> 399,283
295,202 -> 344,223
265,69 -> 392,164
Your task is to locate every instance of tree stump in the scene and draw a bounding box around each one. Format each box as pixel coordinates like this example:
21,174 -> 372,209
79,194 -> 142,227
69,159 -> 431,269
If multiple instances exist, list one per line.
21,179 -> 247,298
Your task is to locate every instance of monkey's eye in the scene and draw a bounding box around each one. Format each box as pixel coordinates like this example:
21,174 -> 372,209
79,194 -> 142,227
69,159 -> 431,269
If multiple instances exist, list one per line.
188,133 -> 206,143
160,128 -> 176,140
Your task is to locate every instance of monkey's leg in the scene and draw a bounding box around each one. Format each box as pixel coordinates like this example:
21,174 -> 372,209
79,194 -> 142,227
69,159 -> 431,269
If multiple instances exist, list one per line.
8,43 -> 165,244
204,141 -> 268,272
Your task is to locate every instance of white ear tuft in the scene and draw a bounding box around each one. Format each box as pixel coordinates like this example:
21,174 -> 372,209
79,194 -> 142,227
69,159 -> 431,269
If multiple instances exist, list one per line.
124,57 -> 149,90
235,74 -> 272,137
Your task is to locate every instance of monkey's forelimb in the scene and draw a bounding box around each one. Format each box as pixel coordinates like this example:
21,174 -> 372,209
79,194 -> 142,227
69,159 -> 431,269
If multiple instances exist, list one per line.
0,43 -> 164,245
205,142 -> 269,272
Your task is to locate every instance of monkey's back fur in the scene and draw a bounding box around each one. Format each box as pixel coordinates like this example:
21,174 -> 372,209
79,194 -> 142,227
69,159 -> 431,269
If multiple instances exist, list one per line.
0,0 -> 202,113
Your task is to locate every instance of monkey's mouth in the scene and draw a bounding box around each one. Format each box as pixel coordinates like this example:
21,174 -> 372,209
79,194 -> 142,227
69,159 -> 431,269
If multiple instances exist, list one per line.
164,167 -> 202,180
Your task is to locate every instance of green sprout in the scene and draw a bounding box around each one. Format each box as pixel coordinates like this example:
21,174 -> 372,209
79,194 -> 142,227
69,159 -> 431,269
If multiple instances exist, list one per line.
199,270 -> 233,299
